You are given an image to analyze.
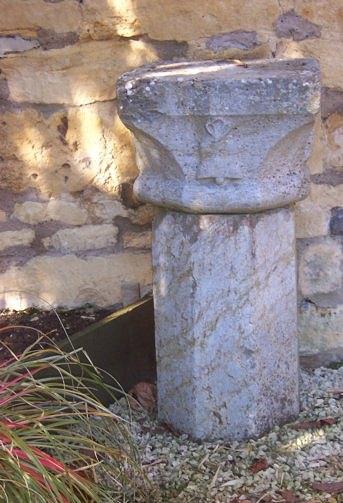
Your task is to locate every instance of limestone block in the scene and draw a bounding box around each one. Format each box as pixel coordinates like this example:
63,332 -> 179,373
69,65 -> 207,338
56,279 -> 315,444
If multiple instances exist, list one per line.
153,208 -> 298,440
125,0 -> 282,41
0,101 -> 137,196
80,0 -> 141,39
75,0 -> 343,43
324,113 -> 343,169
0,40 -> 158,105
43,224 -> 118,252
0,228 -> 35,251
117,59 -> 320,213
0,211 -> 6,222
0,0 -> 81,37
299,302 -> 343,354
299,240 -> 342,297
123,231 -> 152,249
0,253 -> 152,309
12,200 -> 88,226
295,184 -> 343,238
84,192 -> 129,223
276,39 -> 343,88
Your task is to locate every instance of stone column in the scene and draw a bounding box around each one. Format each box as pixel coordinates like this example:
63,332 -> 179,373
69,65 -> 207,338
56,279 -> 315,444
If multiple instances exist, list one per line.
117,59 -> 320,441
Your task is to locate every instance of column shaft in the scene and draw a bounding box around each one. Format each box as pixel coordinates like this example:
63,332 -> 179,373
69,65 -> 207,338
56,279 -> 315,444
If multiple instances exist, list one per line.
153,208 -> 299,440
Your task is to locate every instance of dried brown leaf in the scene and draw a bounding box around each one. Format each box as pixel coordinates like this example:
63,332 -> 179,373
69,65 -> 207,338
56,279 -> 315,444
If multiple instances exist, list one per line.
128,382 -> 156,412
291,417 -> 337,430
312,481 -> 343,494
279,489 -> 299,502
249,457 -> 269,473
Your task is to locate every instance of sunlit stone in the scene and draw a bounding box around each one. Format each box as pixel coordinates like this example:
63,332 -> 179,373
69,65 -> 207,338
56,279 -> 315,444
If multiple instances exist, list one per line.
117,58 -> 320,440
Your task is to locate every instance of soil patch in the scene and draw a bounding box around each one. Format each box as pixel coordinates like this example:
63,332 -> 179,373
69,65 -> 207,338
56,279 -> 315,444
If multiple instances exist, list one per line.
0,306 -> 114,362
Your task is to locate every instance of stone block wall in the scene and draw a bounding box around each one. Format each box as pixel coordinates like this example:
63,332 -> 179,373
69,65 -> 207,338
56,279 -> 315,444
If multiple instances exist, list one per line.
0,0 -> 342,358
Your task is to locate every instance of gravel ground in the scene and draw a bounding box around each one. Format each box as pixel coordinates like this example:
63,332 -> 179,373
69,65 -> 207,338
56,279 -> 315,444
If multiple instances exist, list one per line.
110,367 -> 343,502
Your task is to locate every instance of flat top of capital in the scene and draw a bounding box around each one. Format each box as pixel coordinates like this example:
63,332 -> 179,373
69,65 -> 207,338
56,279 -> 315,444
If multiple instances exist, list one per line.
120,58 -> 319,85
117,58 -> 320,116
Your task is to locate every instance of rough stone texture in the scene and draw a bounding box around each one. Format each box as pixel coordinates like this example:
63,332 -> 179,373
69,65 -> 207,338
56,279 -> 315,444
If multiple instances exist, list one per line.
0,252 -> 152,310
330,207 -> 343,235
43,224 -> 118,252
299,301 -> 343,354
153,209 -> 298,440
295,184 -> 343,238
0,101 -> 137,196
117,59 -> 320,213
12,200 -> 88,225
324,113 -> 343,168
0,36 -> 39,57
123,231 -> 151,249
276,39 -> 343,89
0,0 -> 342,360
0,40 -> 158,105
274,9 -> 321,41
298,240 -> 342,297
0,0 -> 82,37
187,32 -> 271,61
83,0 -> 282,42
321,88 -> 343,120
0,228 -> 35,251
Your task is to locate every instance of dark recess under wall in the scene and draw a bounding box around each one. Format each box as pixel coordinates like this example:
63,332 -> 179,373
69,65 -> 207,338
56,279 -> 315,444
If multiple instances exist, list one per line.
61,297 -> 156,404
60,296 -> 342,404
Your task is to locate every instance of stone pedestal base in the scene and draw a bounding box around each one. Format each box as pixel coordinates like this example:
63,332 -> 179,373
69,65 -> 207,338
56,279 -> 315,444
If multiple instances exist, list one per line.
153,208 -> 299,440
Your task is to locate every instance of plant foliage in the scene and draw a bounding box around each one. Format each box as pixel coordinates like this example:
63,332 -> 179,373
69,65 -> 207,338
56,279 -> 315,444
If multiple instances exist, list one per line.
0,338 -> 152,502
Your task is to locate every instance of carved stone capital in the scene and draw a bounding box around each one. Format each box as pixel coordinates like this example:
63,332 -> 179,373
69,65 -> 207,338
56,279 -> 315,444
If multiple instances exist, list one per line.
117,58 -> 320,213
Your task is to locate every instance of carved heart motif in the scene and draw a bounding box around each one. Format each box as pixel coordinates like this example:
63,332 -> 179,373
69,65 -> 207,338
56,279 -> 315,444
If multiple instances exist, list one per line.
205,118 -> 230,141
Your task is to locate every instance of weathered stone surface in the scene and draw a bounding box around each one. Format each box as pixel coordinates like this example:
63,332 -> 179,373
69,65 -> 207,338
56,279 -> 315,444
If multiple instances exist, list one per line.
0,0 -> 81,37
118,59 -> 320,213
299,240 -> 342,297
276,39 -> 343,88
274,9 -> 321,41
307,115 -> 324,174
84,192 -> 130,223
312,169 -> 343,186
0,252 -> 152,309
37,29 -> 79,50
330,207 -> 343,235
128,204 -> 155,226
12,200 -> 88,225
123,231 -> 151,249
187,32 -> 271,61
324,113 -> 343,169
0,40 -> 158,105
0,36 -> 39,57
153,209 -> 299,440
321,88 -> 343,119
0,228 -> 35,251
0,210 -> 6,222
295,184 -> 343,238
299,301 -> 343,354
79,0 -> 282,41
43,224 -> 118,252
80,0 -> 142,39
290,0 -> 343,40
0,101 -> 137,196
